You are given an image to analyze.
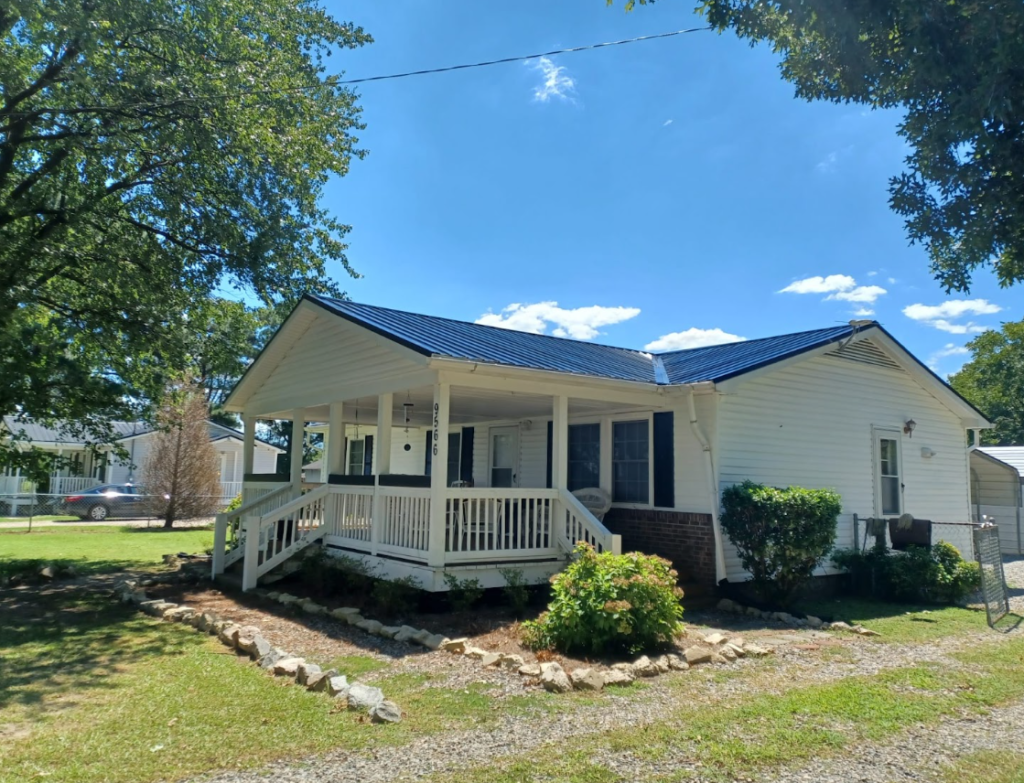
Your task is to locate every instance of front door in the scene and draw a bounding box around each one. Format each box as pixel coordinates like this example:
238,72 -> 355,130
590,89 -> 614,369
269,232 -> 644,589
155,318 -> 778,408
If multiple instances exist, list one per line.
489,426 -> 519,488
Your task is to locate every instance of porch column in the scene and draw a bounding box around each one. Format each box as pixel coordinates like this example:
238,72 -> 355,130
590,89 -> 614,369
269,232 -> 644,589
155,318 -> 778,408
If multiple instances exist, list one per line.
376,393 -> 393,475
551,396 -> 569,491
327,402 -> 346,476
242,415 -> 256,475
428,382 -> 450,567
290,409 -> 308,488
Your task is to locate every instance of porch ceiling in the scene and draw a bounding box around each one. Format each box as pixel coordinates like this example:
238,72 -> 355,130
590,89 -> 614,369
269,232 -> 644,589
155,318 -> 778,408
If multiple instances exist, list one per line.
291,385 -> 655,427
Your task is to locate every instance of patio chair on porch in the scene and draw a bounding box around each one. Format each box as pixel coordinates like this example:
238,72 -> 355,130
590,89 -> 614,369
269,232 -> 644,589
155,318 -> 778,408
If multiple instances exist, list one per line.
572,487 -> 612,522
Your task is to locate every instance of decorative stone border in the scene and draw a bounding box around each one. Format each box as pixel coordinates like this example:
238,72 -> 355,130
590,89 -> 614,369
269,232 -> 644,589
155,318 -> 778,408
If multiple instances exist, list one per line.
111,579 -> 403,723
715,598 -> 881,637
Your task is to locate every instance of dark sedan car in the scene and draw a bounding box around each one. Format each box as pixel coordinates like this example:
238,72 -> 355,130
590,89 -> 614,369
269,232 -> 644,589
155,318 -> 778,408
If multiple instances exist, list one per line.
64,484 -> 147,521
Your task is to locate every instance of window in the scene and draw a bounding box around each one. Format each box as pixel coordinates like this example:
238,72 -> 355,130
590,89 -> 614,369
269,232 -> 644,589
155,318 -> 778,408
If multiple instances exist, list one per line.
878,436 -> 901,515
425,432 -> 461,485
568,424 -> 600,491
348,440 -> 365,476
612,420 -> 649,503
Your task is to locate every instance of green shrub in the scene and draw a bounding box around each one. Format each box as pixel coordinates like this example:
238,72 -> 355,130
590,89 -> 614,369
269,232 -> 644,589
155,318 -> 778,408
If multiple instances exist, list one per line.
499,567 -> 533,616
224,494 -> 242,512
442,572 -> 484,612
371,575 -> 421,617
521,542 -> 683,655
832,541 -> 980,604
720,481 -> 841,605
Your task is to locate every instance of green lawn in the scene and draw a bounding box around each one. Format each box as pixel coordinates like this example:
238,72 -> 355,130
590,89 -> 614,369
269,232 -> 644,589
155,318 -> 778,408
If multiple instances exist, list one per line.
794,596 -> 993,642
0,525 -> 214,576
0,514 -> 78,523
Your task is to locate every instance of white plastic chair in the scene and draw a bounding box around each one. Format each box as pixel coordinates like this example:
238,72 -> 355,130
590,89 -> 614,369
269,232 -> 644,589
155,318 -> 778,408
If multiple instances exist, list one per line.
572,487 -> 612,522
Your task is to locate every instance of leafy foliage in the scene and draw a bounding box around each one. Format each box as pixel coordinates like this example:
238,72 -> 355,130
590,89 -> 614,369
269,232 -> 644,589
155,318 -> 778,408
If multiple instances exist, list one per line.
832,542 -> 980,604
499,567 -> 535,616
613,0 -> 1024,293
443,572 -> 485,612
522,543 -> 683,655
141,384 -> 221,528
949,322 -> 1024,445
720,481 -> 841,605
370,575 -> 422,617
0,0 -> 369,472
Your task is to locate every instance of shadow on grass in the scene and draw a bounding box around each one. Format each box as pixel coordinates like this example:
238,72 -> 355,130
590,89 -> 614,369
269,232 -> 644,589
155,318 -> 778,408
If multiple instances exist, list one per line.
0,582 -> 196,716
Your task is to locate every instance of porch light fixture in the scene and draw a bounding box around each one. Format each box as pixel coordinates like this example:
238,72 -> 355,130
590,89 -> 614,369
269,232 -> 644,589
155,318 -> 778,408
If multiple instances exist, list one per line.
403,397 -> 414,451
921,447 -> 936,459
903,419 -> 916,438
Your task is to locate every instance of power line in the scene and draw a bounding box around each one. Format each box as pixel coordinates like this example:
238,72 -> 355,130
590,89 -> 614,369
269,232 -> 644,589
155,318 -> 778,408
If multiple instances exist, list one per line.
328,26 -> 712,86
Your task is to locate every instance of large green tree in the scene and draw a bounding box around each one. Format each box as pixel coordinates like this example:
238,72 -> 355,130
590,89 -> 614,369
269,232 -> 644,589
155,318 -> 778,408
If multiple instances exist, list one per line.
950,321 -> 1024,445
1,0 -> 368,476
615,0 -> 1024,294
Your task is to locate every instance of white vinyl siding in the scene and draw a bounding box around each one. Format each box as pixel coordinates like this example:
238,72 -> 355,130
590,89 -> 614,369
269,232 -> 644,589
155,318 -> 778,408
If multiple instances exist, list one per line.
716,343 -> 971,581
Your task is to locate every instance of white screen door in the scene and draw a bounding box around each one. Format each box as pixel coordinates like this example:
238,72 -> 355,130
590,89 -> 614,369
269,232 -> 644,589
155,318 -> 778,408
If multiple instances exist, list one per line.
489,426 -> 519,488
873,429 -> 902,517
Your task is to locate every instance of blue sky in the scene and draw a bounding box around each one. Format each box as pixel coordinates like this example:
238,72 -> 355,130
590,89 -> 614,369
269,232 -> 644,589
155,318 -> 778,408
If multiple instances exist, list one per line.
308,0 -> 1013,376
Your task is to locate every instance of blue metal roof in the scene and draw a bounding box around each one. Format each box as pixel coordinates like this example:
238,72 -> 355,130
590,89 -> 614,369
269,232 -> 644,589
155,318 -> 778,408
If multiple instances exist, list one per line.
308,295 -> 858,386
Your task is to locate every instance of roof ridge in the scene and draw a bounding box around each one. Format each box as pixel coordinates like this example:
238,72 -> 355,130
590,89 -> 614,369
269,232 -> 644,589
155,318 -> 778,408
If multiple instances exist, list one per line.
654,323 -> 859,357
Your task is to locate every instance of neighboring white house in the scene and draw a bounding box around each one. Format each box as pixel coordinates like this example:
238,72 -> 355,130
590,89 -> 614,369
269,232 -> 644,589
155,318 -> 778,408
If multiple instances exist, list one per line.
971,447 -> 1024,554
213,296 -> 990,592
1,417 -> 281,500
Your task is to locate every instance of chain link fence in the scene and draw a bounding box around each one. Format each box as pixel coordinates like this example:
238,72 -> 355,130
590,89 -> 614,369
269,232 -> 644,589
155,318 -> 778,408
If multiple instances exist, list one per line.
0,492 -> 235,529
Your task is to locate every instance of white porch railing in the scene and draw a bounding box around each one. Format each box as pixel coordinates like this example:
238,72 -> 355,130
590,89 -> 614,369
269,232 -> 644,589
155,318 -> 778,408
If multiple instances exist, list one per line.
50,476 -> 102,495
558,488 -> 621,555
0,476 -> 33,494
212,483 -> 296,576
445,488 -> 559,563
242,484 -> 331,590
220,481 -> 243,501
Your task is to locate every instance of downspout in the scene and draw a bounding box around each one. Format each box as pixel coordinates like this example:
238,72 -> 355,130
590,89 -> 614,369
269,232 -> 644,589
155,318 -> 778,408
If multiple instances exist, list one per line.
688,387 -> 728,584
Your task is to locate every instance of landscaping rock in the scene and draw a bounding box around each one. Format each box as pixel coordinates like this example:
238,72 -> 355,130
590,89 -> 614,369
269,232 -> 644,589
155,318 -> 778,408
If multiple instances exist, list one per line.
330,607 -> 361,620
602,668 -> 635,687
773,612 -> 798,625
197,612 -> 217,632
805,615 -> 824,629
162,606 -> 190,621
684,646 -> 714,665
277,593 -> 299,606
370,700 -> 402,724
716,598 -> 741,613
702,632 -> 728,646
463,646 -> 489,660
140,599 -> 174,616
501,654 -> 525,671
743,644 -> 771,657
652,655 -> 671,674
720,646 -> 738,662
412,629 -> 433,646
632,656 -> 660,677
570,668 -> 605,691
327,675 -> 350,698
725,643 -> 746,658
393,627 -> 419,643
378,625 -> 400,639
611,662 -> 636,676
828,621 -> 852,632
421,633 -> 449,651
666,654 -> 689,671
746,606 -> 762,617
539,662 -> 573,693
217,624 -> 241,648
347,683 -> 385,711
259,649 -> 286,670
442,638 -> 468,654
480,652 -> 502,668
710,652 -> 729,664
266,591 -> 281,601
518,664 -> 542,677
300,601 -> 324,616
356,619 -> 383,635
296,662 -> 322,686
272,657 -> 305,677
851,625 -> 881,637
307,668 -> 337,692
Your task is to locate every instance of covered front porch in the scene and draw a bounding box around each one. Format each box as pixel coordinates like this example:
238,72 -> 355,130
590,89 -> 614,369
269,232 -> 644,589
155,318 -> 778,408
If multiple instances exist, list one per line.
213,377 -> 643,590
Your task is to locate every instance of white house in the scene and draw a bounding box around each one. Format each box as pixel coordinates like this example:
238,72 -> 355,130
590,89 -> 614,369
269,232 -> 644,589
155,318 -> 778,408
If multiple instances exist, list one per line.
213,296 -> 990,592
1,417 -> 281,500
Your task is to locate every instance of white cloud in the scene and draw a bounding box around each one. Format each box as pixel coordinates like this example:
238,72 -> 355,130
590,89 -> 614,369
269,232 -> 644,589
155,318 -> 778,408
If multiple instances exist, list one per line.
663,119 -> 673,127
927,343 -> 970,372
779,274 -> 887,305
779,275 -> 856,295
829,285 -> 887,304
867,271 -> 878,277
644,328 -> 746,352
903,299 -> 1001,334
852,307 -> 875,317
887,277 -> 897,284
529,57 -> 575,103
476,301 -> 639,340
816,151 -> 838,173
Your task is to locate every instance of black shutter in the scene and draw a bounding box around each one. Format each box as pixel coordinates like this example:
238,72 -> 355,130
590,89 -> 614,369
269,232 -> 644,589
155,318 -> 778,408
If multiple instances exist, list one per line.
424,430 -> 432,476
653,412 -> 674,508
363,435 -> 374,476
545,420 -> 553,489
460,427 -> 474,483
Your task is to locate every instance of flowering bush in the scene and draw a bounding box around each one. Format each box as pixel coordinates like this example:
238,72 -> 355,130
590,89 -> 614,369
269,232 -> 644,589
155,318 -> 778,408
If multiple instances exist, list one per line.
522,543 -> 683,655
832,541 -> 980,604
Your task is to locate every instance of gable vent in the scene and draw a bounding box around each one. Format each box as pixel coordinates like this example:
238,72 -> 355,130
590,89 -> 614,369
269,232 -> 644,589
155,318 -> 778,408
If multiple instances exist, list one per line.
824,339 -> 903,371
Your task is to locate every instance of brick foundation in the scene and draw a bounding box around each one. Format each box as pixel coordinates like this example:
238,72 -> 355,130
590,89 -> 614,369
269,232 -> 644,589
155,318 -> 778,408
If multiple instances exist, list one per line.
603,508 -> 717,586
